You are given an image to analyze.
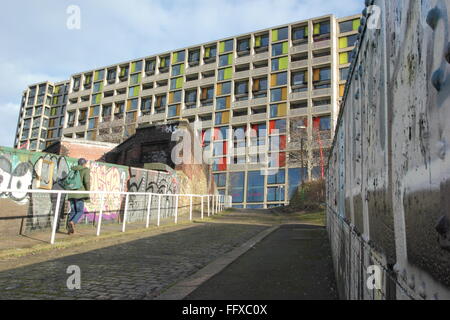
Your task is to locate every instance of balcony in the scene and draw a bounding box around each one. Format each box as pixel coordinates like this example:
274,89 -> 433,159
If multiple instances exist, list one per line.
102,95 -> 115,104
313,104 -> 331,114
250,97 -> 268,106
142,74 -> 156,84
234,70 -> 250,80
251,113 -> 267,121
200,63 -> 216,73
291,60 -> 309,69
231,115 -> 249,124
154,72 -> 169,81
198,105 -> 214,114
150,113 -> 166,122
250,67 -> 269,77
253,51 -> 269,61
186,64 -> 201,74
290,90 -> 309,101
313,39 -> 331,50
233,99 -> 249,109
235,55 -> 252,65
290,107 -> 309,116
291,43 -> 309,54
185,79 -> 201,89
199,77 -> 216,86
152,85 -> 168,95
312,88 -> 331,97
312,55 -> 331,66
182,107 -> 198,117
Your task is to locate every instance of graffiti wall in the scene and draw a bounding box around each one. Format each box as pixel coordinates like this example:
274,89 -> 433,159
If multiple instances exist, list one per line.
327,0 -> 450,300
0,146 -> 179,234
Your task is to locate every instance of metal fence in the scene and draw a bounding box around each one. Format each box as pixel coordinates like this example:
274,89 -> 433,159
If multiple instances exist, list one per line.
0,188 -> 231,245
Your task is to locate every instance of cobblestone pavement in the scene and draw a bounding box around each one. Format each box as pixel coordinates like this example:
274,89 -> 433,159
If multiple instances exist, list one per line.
0,222 -> 267,300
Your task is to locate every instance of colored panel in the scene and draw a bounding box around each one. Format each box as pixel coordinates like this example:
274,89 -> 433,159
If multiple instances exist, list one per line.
219,41 -> 226,53
160,58 -> 166,68
282,42 -> 289,54
314,23 -> 321,35
225,96 -> 231,108
205,47 -> 211,58
224,67 -> 232,80
278,103 -> 287,117
255,36 -> 261,47
216,83 -> 222,96
176,77 -> 184,88
339,37 -> 348,49
272,29 -> 278,42
279,57 -> 288,70
313,69 -> 321,81
173,52 -> 178,64
305,26 -> 309,36
228,53 -> 233,65
222,111 -> 230,123
340,52 -> 349,64
270,74 -> 277,87
353,18 -> 361,31
180,64 -> 185,75
281,87 -> 287,100
169,92 -> 174,103
340,84 -> 345,97
131,63 -> 136,73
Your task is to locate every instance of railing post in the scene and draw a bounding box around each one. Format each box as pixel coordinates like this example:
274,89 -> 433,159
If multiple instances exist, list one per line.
175,195 -> 179,224
201,196 -> 204,220
96,193 -> 105,236
122,194 -> 129,232
189,195 -> 193,221
146,194 -> 153,228
207,195 -> 210,217
50,191 -> 62,245
157,194 -> 162,227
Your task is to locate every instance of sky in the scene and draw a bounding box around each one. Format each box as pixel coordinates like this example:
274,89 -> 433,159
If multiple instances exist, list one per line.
0,0 -> 363,148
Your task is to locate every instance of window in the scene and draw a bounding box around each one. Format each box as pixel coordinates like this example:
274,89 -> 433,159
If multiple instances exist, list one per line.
268,170 -> 285,185
270,87 -> 287,102
155,95 -> 167,108
230,172 -> 245,203
200,86 -> 214,103
214,173 -> 227,188
73,77 -> 81,90
172,64 -> 185,76
237,38 -> 250,54
252,77 -> 268,97
102,105 -> 112,119
217,82 -> 231,95
204,45 -> 217,60
159,56 -> 170,69
339,19 -> 361,33
126,99 -> 139,112
219,54 -> 233,67
313,98 -> 331,106
128,86 -> 140,98
93,82 -> 103,93
94,70 -> 105,81
271,72 -> 287,87
220,39 -> 234,53
340,67 -> 350,81
119,66 -> 129,79
168,105 -> 179,118
145,59 -> 156,74
271,57 -> 289,71
272,42 -> 289,56
173,51 -> 185,64
318,116 -> 331,131
84,74 -> 92,87
254,33 -> 269,49
169,90 -> 182,104
272,27 -> 288,42
130,74 -> 142,85
218,67 -> 233,81
131,61 -> 143,73
313,21 -> 331,36
270,119 -> 287,134
185,89 -> 197,106
339,34 -> 358,49
215,111 -> 230,125
170,77 -> 184,90
235,80 -> 249,100
267,186 -> 285,202
89,106 -> 100,117
88,118 -> 98,130
188,49 -> 200,65
247,171 -> 265,203
141,97 -> 152,113
216,96 -> 230,110
292,25 -> 308,42
270,103 -> 287,118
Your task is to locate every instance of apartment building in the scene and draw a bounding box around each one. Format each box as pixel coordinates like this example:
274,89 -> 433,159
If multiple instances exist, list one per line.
14,13 -> 361,208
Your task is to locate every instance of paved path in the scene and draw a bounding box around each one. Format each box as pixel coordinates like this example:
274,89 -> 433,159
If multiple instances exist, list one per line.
185,224 -> 338,300
0,222 -> 266,300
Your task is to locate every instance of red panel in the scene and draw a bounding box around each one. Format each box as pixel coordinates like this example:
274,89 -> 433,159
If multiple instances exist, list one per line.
269,120 -> 276,134
280,135 -> 287,150
313,118 -> 321,129
279,153 -> 286,167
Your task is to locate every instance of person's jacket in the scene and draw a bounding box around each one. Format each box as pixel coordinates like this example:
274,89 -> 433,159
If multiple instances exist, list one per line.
67,166 -> 91,200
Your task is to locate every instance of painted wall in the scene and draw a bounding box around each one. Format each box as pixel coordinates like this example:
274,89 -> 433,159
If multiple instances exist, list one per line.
327,0 -> 450,300
0,146 -> 179,235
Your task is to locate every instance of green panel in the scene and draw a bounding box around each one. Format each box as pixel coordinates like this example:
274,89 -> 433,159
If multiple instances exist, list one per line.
279,57 -> 289,70
219,42 -> 225,53
228,53 -> 233,65
340,52 -> 349,64
95,94 -> 101,104
272,29 -> 278,42
205,47 -> 211,58
160,58 -> 166,68
255,36 -> 261,47
180,64 -> 185,75
339,37 -> 348,49
173,52 -> 178,64
224,67 -> 233,80
176,77 -> 184,89
282,42 -> 289,54
131,63 -> 136,73
314,23 -> 320,35
305,26 -> 309,36
353,19 -> 361,31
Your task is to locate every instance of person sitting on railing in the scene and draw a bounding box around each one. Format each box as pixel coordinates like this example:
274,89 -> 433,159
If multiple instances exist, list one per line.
64,158 -> 91,235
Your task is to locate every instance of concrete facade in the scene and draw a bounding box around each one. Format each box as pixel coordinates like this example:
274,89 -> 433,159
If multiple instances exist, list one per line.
13,14 -> 360,209
327,0 -> 450,300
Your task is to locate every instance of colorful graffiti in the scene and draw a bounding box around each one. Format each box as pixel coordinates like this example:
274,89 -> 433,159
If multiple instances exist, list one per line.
0,146 -> 180,231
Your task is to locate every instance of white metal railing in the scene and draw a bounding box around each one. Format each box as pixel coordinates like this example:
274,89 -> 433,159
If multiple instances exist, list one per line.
0,189 -> 232,245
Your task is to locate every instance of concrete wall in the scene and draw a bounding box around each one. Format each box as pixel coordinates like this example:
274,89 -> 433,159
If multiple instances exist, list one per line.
0,146 -> 179,236
327,0 -> 450,300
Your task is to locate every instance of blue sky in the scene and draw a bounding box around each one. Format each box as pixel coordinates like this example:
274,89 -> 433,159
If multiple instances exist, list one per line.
0,0 -> 363,147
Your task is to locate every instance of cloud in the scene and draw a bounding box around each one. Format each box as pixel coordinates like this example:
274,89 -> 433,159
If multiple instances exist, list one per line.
0,0 -> 364,148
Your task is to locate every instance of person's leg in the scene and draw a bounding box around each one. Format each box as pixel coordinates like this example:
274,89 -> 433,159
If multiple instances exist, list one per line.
72,199 -> 85,224
67,200 -> 76,234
